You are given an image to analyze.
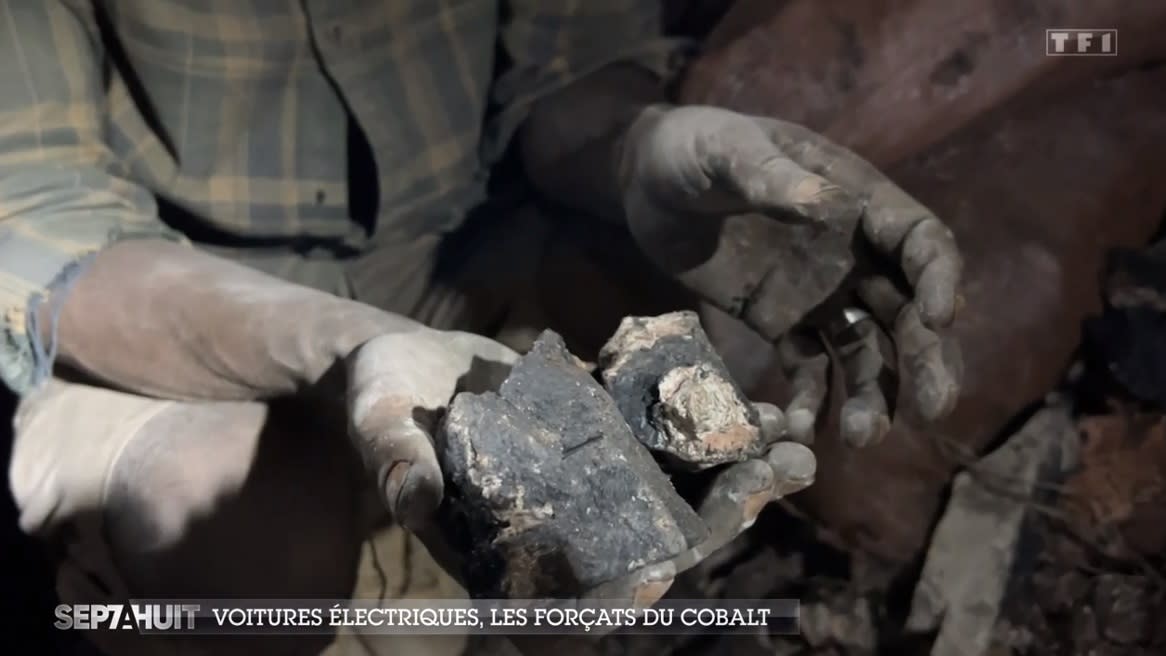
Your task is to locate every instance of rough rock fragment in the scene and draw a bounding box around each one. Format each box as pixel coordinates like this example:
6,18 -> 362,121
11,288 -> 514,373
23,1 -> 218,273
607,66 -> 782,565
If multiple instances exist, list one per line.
1093,574 -> 1154,647
906,405 -> 1079,656
800,596 -> 877,653
1060,409 -> 1166,559
437,330 -> 708,599
598,312 -> 764,469
1086,238 -> 1166,407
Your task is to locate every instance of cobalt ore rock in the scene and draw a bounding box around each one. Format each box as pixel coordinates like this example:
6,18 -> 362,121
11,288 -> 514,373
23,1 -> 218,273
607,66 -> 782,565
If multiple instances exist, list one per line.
599,311 -> 765,470
437,330 -> 708,599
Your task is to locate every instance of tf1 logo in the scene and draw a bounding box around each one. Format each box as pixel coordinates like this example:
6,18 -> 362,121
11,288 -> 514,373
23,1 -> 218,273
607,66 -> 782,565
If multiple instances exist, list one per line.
1046,29 -> 1117,56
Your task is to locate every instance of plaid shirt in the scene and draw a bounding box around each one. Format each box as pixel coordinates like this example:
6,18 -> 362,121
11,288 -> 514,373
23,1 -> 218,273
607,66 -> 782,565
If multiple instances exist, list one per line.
0,0 -> 682,394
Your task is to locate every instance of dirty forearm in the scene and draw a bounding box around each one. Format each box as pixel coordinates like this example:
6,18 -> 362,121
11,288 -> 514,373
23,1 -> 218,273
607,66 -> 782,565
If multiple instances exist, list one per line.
519,64 -> 669,223
41,239 -> 420,401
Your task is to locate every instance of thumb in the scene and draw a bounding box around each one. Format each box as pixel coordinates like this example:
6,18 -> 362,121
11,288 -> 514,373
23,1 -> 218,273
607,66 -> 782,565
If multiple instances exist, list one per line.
343,330 -> 517,532
444,330 -> 520,393
348,395 -> 443,532
345,332 -> 447,531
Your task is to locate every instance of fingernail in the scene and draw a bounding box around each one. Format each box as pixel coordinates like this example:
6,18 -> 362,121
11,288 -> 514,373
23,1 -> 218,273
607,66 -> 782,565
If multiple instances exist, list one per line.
918,387 -> 956,422
841,409 -> 872,447
769,442 -> 816,479
755,402 -> 785,440
840,403 -> 890,448
384,460 -> 443,531
916,362 -> 960,422
740,489 -> 772,529
933,292 -> 965,325
767,442 -> 817,496
786,408 -> 816,444
383,461 -> 412,515
923,285 -> 962,328
641,562 -> 675,583
632,564 -> 675,608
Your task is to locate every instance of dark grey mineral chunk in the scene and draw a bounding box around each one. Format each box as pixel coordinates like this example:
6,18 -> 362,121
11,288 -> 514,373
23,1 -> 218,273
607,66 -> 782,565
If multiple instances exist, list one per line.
437,330 -> 708,599
598,311 -> 764,470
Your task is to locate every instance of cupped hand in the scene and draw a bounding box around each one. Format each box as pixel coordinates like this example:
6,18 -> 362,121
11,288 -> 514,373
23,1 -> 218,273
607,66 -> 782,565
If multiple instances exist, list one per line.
619,105 -> 964,446
344,329 -> 519,531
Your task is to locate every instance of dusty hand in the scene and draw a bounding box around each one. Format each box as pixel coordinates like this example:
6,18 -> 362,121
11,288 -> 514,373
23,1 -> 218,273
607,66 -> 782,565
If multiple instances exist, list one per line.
345,329 -> 518,532
531,403 -> 813,609
619,105 -> 964,446
660,402 -> 815,574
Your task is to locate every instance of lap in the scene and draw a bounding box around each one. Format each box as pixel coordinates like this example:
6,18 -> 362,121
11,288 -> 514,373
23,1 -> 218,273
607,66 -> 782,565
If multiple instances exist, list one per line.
11,378 -> 463,656
9,205 -> 563,654
201,203 -> 552,342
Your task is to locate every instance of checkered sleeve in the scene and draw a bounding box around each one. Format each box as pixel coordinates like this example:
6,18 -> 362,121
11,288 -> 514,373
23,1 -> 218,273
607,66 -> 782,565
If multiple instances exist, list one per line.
0,1 -> 180,395
483,0 -> 692,163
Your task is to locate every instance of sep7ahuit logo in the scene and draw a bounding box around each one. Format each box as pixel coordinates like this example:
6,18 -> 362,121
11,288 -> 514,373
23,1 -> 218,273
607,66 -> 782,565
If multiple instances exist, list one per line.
55,604 -> 199,632
1046,29 -> 1117,56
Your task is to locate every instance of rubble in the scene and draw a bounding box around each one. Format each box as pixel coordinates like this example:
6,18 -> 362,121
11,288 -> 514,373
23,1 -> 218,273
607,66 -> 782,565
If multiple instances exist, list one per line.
800,595 -> 877,654
1011,550 -> 1166,656
1060,408 -> 1166,559
437,330 -> 708,599
1086,238 -> 1166,407
599,312 -> 766,470
906,405 -> 1079,656
1093,574 -> 1155,646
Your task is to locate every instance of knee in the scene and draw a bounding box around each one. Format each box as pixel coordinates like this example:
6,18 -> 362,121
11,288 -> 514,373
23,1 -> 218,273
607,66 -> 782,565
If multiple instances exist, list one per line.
104,401 -> 364,599
104,402 -> 268,555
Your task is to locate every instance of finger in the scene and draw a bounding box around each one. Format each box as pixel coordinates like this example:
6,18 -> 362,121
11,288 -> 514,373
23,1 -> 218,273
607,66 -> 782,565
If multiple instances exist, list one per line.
830,316 -> 895,447
511,560 -> 674,655
514,562 -> 675,653
776,331 -> 830,444
858,277 -> 962,423
671,443 -> 817,576
840,383 -> 891,448
700,121 -> 864,227
895,304 -> 964,422
900,218 -> 963,327
580,560 -> 677,608
446,330 -> 520,393
765,441 -> 818,498
754,401 -> 786,445
447,330 -> 521,365
766,119 -> 962,327
857,275 -> 909,326
671,459 -> 776,573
